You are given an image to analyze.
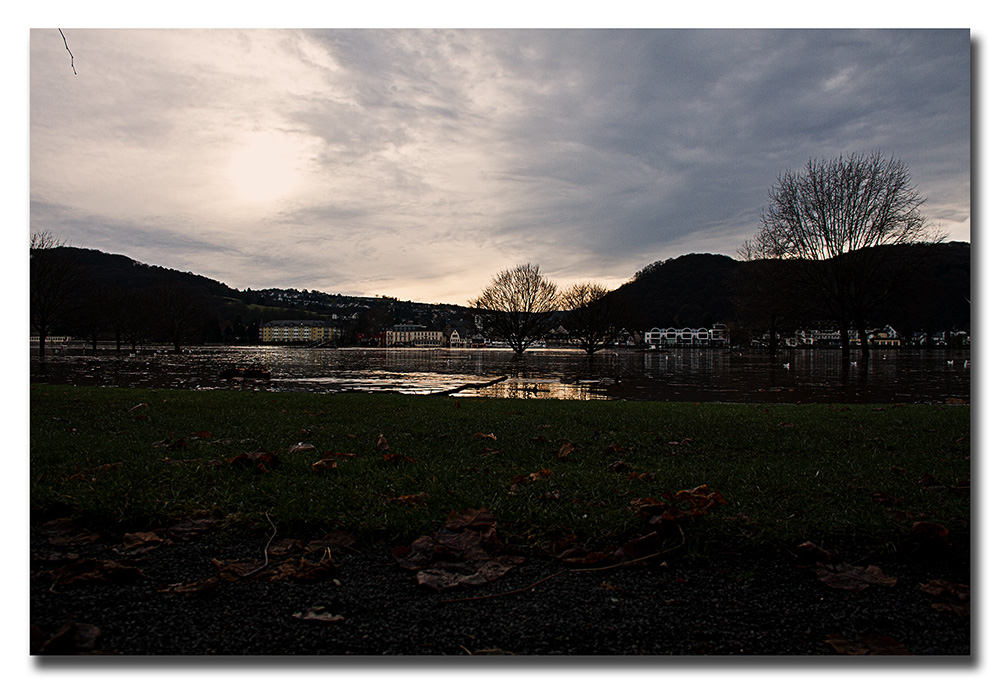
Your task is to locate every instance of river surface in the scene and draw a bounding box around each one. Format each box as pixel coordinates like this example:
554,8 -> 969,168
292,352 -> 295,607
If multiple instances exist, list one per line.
29,346 -> 971,404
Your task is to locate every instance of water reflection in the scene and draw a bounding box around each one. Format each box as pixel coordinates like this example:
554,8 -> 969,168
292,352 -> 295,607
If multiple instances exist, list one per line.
29,346 -> 970,404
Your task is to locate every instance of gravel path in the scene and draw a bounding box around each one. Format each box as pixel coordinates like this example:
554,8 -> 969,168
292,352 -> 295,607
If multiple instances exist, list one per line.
30,520 -> 970,657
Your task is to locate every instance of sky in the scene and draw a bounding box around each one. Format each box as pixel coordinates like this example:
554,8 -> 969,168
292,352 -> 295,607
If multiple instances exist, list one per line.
28,26 -> 971,305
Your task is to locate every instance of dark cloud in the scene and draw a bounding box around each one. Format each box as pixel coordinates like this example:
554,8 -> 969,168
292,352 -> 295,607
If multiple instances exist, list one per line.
29,28 -> 970,303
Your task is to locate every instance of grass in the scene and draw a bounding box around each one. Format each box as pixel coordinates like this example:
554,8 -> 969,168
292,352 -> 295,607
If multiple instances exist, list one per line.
30,384 -> 970,552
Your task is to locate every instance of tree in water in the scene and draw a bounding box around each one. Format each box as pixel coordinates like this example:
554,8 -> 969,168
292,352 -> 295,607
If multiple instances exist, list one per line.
744,152 -> 938,362
560,282 -> 621,356
30,232 -> 81,360
471,263 -> 560,356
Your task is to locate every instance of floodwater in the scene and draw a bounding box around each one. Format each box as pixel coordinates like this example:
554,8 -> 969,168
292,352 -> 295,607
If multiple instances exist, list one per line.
29,345 -> 971,404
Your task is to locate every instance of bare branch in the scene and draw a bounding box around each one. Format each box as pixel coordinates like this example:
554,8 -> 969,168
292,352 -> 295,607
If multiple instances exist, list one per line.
58,29 -> 76,75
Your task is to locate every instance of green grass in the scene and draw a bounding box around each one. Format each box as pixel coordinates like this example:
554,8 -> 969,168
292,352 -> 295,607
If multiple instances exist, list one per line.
30,384 -> 971,551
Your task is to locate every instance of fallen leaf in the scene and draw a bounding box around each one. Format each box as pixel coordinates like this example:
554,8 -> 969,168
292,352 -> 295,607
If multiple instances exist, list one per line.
474,432 -> 497,441
376,434 -> 390,452
305,529 -> 359,554
48,558 -> 144,587
189,430 -> 212,440
122,531 -> 164,552
312,459 -> 338,471
911,521 -> 950,544
292,606 -> 344,624
384,492 -> 428,506
228,450 -> 280,472
36,618 -> 102,655
556,441 -> 575,459
793,541 -> 832,564
383,452 -> 417,463
166,516 -> 218,541
871,491 -> 902,506
288,442 -> 317,454
157,577 -> 219,595
270,551 -> 338,582
919,580 -> 970,618
815,563 -> 898,591
824,633 -> 912,655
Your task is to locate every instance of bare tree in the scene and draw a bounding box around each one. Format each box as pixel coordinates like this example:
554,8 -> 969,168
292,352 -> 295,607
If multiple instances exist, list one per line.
746,152 -> 938,362
155,281 -> 206,354
30,232 -> 81,359
471,263 -> 560,355
560,282 -> 620,356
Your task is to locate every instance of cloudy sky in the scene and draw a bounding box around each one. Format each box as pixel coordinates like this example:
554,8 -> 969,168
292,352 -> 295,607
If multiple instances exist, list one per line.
29,26 -> 970,305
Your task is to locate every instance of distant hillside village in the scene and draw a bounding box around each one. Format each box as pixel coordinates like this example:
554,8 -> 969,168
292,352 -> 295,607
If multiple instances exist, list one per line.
256,319 -> 969,351
28,244 -> 971,356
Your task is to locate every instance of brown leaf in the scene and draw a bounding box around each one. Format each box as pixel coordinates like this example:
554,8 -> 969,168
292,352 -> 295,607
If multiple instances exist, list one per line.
815,563 -> 898,591
919,580 -> 970,618
384,492 -> 428,506
383,452 -> 417,463
376,434 -> 390,452
166,516 -> 217,541
824,633 -> 912,655
270,552 -> 338,582
211,558 -> 264,581
613,532 -> 663,563
267,538 -> 306,556
911,521 -> 950,544
530,468 -> 553,481
48,558 -> 144,586
312,459 -> 338,471
228,450 -> 280,472
288,442 -> 317,454
871,491 -> 902,506
292,606 -> 344,624
37,618 -> 102,654
122,531 -> 164,551
556,441 -> 575,459
793,541 -> 832,564
157,576 -> 219,595
474,432 -> 497,440
305,529 -> 358,554
189,430 -> 212,440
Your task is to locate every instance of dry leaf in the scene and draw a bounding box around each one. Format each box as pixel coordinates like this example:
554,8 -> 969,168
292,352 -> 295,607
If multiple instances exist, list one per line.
292,606 -> 344,624
815,563 -> 898,591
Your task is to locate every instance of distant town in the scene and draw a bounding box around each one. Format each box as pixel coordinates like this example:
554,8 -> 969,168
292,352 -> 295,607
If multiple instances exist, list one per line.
251,318 -> 970,351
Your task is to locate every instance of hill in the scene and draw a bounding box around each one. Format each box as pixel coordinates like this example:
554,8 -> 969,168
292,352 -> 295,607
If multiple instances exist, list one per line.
610,242 -> 971,333
36,242 -> 970,347
39,246 -> 477,345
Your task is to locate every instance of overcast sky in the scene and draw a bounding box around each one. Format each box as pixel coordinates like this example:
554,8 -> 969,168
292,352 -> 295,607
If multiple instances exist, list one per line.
29,27 -> 970,304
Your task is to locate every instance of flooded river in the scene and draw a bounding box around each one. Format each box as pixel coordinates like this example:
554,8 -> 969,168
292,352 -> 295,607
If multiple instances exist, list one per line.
29,345 -> 971,404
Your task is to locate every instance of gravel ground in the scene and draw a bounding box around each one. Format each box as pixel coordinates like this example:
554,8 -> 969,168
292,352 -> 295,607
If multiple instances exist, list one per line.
30,519 -> 971,657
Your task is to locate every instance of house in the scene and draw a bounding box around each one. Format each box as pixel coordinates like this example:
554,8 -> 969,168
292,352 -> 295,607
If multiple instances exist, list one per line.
643,323 -> 729,349
261,320 -> 341,343
385,324 -> 445,347
869,325 -> 901,347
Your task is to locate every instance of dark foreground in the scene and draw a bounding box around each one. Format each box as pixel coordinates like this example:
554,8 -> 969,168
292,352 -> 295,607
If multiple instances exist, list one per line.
31,521 -> 970,657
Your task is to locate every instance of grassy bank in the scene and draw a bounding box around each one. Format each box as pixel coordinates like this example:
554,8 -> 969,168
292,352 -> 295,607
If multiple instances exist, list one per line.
30,384 -> 970,551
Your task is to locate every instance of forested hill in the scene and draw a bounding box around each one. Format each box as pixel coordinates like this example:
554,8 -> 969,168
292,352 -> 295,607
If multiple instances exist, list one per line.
611,242 -> 971,332
39,242 -> 970,342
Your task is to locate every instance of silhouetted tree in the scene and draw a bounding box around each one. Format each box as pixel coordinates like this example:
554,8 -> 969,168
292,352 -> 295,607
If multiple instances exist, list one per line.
30,232 -> 81,359
471,263 -> 559,356
560,282 -> 620,356
746,152 -> 937,362
154,281 -> 205,353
